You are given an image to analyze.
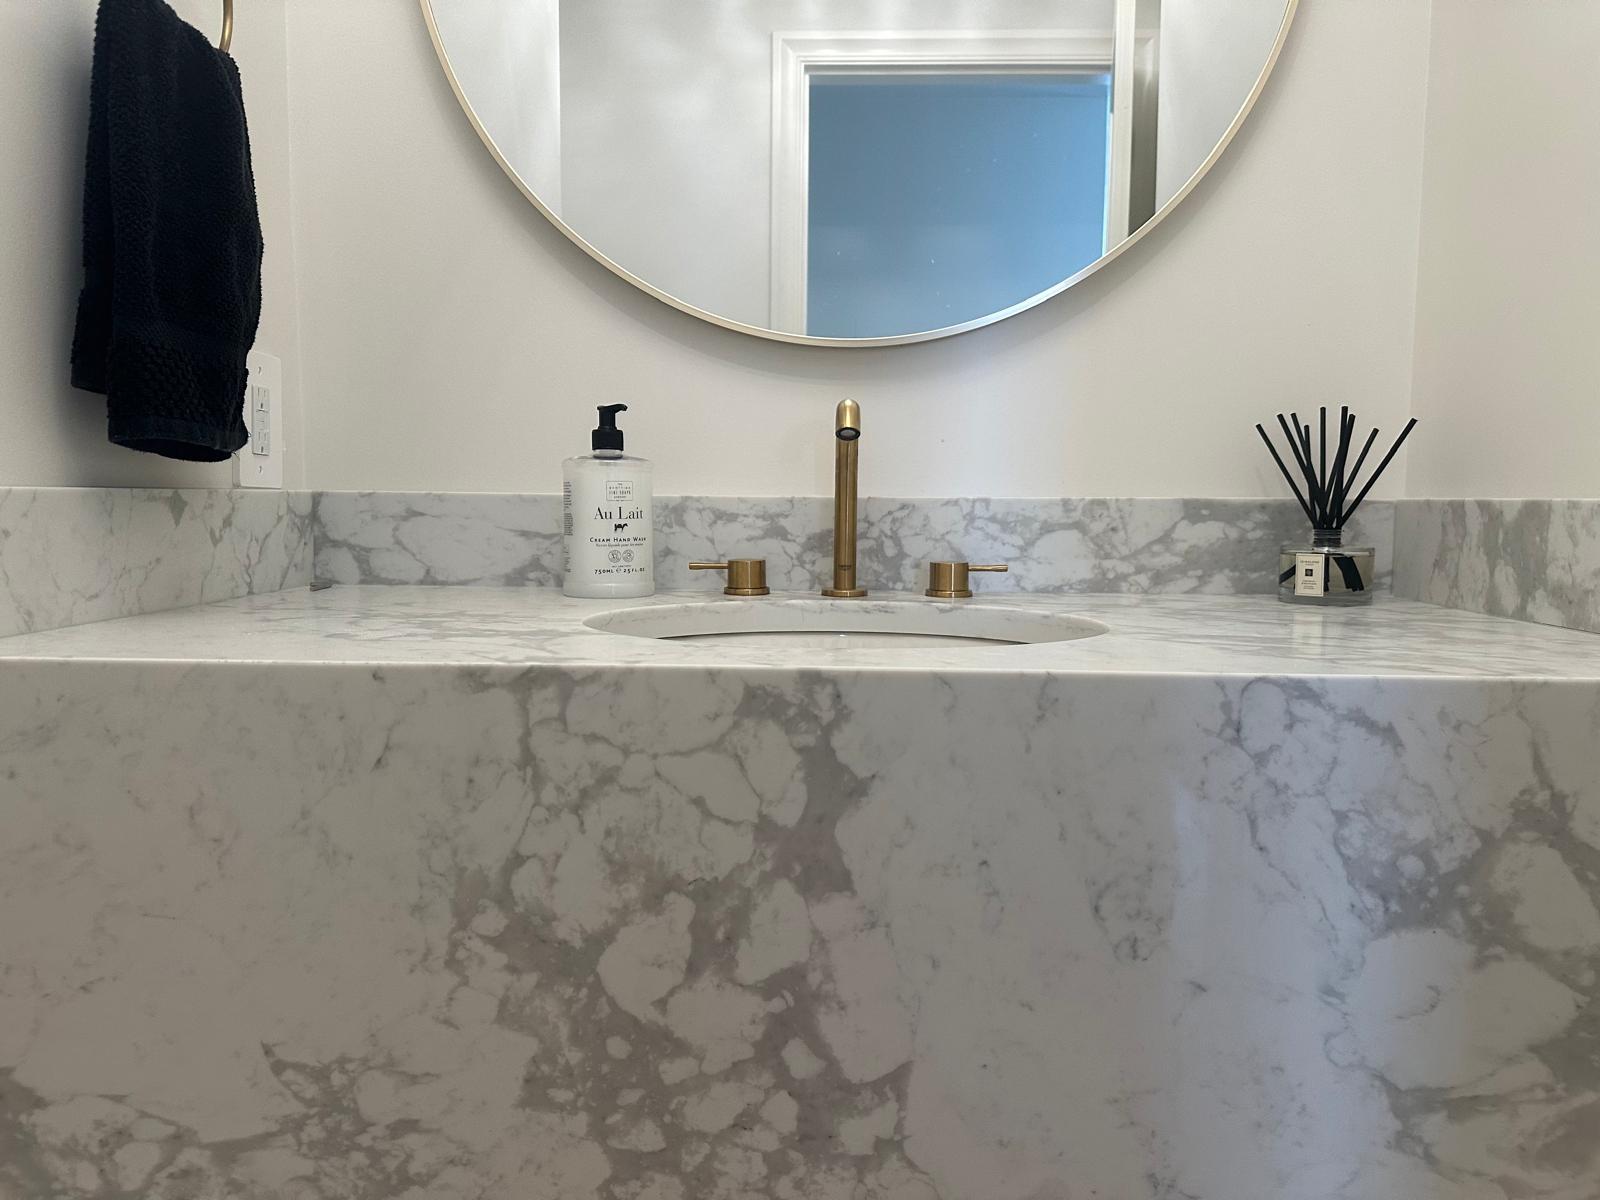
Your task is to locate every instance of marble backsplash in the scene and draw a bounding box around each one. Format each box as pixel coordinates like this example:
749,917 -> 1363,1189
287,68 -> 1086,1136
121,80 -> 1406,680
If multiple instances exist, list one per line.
314,493 -> 1395,596
1393,499 -> 1600,635
0,488 -> 312,639
13,489 -> 1600,638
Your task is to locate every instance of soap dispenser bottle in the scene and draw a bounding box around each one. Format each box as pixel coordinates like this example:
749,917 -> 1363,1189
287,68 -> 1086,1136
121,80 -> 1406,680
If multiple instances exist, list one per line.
563,404 -> 655,598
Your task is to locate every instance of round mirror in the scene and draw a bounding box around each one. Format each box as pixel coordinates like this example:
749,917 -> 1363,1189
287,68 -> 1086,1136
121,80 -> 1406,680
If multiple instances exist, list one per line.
422,0 -> 1297,346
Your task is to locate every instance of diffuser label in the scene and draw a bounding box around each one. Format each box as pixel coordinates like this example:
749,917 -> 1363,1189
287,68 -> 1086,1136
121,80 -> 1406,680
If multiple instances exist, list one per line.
1294,553 -> 1326,597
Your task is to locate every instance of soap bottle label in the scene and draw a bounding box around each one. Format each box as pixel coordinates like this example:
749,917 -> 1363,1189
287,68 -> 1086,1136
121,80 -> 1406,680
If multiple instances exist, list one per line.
563,475 -> 654,596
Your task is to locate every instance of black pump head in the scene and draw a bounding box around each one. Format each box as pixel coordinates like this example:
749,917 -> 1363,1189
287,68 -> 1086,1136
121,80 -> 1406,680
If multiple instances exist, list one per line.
593,404 -> 627,452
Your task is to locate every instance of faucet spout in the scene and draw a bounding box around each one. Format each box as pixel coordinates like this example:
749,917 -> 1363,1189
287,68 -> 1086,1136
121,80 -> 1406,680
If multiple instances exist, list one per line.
823,399 -> 867,597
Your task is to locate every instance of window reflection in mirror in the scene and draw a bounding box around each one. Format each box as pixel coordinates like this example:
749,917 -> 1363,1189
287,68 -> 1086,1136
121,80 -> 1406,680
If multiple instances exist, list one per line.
806,73 -> 1114,339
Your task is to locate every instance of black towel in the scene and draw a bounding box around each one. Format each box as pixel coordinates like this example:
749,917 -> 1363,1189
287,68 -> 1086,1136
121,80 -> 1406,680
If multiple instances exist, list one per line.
71,0 -> 264,463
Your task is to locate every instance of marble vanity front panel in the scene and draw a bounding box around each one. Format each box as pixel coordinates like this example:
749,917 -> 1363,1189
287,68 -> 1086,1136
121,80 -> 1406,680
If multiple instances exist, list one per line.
2,654 -> 1596,1199
313,492 -> 1394,595
1394,498 -> 1600,634
0,487 -> 312,638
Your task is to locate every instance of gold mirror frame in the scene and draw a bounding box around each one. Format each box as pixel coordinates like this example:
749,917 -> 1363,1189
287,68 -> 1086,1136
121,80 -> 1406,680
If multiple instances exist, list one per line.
420,0 -> 1299,348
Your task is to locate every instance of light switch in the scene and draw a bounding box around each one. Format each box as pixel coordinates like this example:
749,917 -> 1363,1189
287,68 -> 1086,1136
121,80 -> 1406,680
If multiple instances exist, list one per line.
251,407 -> 271,457
234,350 -> 284,489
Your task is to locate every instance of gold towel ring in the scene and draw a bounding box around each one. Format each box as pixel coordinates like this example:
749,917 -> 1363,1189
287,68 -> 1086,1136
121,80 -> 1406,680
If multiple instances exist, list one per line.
219,0 -> 234,52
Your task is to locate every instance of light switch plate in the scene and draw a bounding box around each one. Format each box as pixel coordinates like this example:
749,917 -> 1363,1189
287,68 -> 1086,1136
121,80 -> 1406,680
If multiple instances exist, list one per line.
234,350 -> 284,489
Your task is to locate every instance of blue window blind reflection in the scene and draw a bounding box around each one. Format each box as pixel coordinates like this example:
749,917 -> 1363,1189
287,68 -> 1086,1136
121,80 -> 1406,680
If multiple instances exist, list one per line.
806,74 -> 1111,339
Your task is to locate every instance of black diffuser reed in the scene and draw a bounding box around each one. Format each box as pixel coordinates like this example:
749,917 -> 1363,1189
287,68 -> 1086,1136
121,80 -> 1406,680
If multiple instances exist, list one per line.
1256,408 -> 1417,605
1255,407 -> 1417,534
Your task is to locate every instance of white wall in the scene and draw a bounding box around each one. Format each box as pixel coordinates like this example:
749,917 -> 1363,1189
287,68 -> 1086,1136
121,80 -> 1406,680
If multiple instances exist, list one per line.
1408,0 -> 1600,499
287,0 -> 1431,499
11,2 -> 1593,503
0,0 -> 305,489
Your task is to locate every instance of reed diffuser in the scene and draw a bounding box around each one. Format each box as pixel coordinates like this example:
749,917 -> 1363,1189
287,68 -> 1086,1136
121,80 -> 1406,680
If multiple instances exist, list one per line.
1256,408 -> 1416,606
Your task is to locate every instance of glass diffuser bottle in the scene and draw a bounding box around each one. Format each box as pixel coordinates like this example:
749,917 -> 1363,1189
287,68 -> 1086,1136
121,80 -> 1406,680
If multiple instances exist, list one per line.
1278,528 -> 1376,606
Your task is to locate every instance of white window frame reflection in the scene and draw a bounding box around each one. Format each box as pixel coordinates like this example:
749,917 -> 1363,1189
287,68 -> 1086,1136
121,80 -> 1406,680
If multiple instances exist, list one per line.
770,21 -> 1150,334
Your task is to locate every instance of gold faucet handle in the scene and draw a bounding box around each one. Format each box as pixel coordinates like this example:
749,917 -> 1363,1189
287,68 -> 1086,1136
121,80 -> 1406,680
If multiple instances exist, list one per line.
926,561 -> 1008,599
690,558 -> 770,596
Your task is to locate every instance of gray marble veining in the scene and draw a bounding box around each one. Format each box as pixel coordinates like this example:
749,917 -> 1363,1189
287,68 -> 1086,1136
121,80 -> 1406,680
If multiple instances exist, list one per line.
855,496 -> 1393,595
313,491 -> 564,587
314,493 -> 1394,596
1394,498 -> 1600,634
0,487 -> 312,639
0,586 -> 1597,1198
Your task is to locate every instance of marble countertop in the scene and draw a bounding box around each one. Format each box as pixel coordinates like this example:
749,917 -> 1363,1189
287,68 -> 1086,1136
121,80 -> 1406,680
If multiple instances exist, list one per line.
0,585 -> 1596,679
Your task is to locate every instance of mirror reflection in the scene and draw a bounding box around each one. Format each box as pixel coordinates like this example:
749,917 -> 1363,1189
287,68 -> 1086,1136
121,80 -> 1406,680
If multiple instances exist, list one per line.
426,0 -> 1293,343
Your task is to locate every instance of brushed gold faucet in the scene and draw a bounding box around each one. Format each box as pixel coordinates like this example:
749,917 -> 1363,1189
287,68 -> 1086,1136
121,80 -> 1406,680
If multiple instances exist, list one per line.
822,399 -> 867,597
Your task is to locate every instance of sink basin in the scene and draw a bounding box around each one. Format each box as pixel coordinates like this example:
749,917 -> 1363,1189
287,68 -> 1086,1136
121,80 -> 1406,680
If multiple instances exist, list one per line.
586,598 -> 1109,651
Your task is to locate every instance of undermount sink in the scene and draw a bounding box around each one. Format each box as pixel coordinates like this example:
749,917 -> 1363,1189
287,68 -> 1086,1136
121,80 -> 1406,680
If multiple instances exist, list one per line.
586,597 -> 1109,651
